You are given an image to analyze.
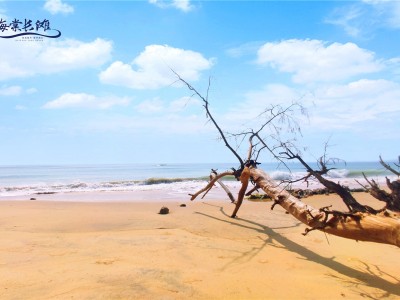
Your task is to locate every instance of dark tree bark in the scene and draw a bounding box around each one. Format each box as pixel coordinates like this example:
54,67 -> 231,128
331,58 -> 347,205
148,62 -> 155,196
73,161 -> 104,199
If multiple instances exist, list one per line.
358,156 -> 400,211
281,148 -> 379,214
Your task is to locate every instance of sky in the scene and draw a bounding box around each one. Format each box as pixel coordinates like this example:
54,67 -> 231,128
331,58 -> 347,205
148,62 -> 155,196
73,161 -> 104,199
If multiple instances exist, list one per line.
0,0 -> 399,165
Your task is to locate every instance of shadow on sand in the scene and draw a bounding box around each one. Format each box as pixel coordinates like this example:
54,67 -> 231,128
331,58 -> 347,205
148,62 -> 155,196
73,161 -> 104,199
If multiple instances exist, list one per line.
195,204 -> 400,299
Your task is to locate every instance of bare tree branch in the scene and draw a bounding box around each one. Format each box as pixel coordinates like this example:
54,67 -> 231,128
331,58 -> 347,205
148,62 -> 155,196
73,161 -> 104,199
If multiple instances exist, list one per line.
280,148 -> 378,213
172,70 -> 244,170
189,171 -> 234,200
210,169 -> 235,203
379,155 -> 400,176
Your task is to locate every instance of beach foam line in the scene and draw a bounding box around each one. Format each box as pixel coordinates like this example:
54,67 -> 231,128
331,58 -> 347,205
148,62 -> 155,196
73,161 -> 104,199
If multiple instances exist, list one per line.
0,174 -> 396,201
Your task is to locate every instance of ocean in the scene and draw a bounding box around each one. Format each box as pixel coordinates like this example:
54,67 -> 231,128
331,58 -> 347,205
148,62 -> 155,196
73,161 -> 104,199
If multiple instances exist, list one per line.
0,161 -> 395,198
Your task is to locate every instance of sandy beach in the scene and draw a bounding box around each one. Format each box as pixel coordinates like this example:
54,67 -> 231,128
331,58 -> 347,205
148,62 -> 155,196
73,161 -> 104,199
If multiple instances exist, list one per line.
0,191 -> 399,299
2,0 -> 399,298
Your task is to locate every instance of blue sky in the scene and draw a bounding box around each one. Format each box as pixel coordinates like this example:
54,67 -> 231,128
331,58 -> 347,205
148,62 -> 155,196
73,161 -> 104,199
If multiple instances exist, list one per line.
0,0 -> 399,165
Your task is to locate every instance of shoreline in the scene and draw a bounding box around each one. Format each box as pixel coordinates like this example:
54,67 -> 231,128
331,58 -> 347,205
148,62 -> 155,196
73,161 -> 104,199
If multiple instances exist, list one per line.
1,161 -> 395,200
0,175 -> 394,203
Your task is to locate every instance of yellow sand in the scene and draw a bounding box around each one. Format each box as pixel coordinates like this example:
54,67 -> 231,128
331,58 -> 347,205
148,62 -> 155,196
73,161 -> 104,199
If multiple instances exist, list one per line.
0,194 -> 399,299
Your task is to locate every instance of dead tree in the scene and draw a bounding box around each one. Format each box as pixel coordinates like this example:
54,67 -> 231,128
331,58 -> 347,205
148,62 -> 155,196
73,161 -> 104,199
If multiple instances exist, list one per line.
178,74 -> 400,248
357,156 -> 400,211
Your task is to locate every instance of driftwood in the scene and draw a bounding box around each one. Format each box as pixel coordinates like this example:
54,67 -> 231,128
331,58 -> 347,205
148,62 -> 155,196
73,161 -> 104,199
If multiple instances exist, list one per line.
189,171 -> 234,200
178,72 -> 400,248
250,167 -> 400,247
207,169 -> 235,203
191,167 -> 400,247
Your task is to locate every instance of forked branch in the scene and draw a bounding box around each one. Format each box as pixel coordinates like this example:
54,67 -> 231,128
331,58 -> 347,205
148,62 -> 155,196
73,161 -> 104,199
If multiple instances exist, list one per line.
361,158 -> 400,211
280,148 -> 378,213
189,171 -> 234,200
173,71 -> 244,170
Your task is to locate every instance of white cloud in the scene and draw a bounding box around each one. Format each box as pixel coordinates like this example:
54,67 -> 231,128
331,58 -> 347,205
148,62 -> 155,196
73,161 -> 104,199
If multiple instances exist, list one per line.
225,84 -> 304,122
326,1 -> 400,37
135,98 -> 164,114
135,96 -> 201,114
0,38 -> 112,81
313,79 -> 400,123
169,96 -> 201,112
80,113 -> 211,134
226,41 -> 264,58
149,0 -> 194,12
99,44 -> 213,89
171,0 -> 193,12
38,39 -> 112,72
362,0 -> 400,28
44,0 -> 74,15
0,85 -> 22,96
15,105 -> 27,110
43,93 -> 130,109
219,83 -> 309,134
0,85 -> 38,96
325,5 -> 364,37
388,3 -> 400,28
221,78 -> 400,135
26,88 -> 38,95
257,39 -> 383,84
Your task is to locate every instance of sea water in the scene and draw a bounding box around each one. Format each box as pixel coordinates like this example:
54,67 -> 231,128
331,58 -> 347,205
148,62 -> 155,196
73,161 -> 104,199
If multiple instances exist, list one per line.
0,161 -> 396,197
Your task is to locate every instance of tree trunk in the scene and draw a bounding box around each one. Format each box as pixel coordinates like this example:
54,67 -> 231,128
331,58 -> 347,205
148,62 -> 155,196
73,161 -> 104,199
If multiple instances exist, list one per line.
250,168 -> 400,248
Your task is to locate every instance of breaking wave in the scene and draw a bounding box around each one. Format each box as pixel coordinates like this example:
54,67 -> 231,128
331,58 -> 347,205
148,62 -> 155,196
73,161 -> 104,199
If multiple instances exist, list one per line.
0,162 -> 395,197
